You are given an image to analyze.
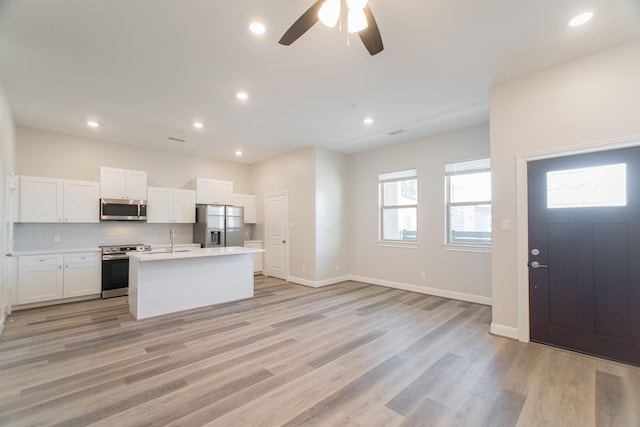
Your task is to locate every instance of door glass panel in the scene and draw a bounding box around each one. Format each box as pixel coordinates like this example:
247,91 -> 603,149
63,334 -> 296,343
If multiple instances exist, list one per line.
547,163 -> 627,209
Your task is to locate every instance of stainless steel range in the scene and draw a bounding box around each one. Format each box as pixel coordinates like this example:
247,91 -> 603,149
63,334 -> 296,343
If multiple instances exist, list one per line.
100,244 -> 151,298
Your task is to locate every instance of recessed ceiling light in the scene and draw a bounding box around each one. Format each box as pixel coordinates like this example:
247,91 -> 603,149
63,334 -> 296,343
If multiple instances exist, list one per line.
235,150 -> 243,156
569,11 -> 593,27
249,22 -> 266,35
236,91 -> 249,101
364,117 -> 374,125
87,121 -> 99,128
193,122 -> 204,129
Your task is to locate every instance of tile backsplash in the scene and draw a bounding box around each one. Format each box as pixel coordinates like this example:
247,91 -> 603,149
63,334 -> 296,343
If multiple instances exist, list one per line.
13,222 -> 195,252
13,222 -> 256,252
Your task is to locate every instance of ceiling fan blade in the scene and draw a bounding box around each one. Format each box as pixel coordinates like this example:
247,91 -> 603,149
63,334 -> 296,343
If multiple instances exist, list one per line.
279,0 -> 325,46
358,5 -> 384,55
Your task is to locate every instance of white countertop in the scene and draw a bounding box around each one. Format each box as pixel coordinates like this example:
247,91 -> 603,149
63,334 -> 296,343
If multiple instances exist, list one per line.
128,246 -> 264,262
12,247 -> 101,256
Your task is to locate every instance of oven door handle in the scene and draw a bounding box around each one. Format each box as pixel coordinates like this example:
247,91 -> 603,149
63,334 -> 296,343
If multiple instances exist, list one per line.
102,254 -> 129,261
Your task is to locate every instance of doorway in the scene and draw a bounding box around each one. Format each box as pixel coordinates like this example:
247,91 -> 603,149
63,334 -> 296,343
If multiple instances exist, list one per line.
527,146 -> 640,365
264,192 -> 289,280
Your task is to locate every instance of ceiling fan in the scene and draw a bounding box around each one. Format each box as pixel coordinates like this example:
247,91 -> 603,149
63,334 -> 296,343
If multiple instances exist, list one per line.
279,0 -> 384,56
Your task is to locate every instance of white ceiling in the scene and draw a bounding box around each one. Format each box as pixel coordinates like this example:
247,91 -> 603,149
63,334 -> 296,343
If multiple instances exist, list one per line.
1,1 -> 639,165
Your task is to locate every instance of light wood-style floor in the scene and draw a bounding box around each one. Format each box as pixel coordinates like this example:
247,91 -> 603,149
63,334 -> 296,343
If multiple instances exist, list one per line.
1,277 -> 639,426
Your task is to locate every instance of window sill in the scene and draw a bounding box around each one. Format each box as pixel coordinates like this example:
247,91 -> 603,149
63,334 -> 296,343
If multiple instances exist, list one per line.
444,244 -> 492,254
378,241 -> 419,249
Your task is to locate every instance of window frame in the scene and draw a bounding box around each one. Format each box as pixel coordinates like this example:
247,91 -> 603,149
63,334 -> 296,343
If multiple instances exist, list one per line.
378,168 -> 418,246
444,159 -> 492,249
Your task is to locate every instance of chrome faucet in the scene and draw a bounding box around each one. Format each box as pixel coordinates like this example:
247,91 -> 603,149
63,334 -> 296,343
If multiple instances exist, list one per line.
169,228 -> 175,253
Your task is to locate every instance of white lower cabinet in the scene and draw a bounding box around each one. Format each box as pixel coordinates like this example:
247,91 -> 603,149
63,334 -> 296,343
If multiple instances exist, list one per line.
17,255 -> 63,304
18,252 -> 100,305
245,241 -> 264,274
63,252 -> 101,298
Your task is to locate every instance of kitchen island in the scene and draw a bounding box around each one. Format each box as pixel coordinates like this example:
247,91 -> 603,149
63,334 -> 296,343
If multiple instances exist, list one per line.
127,246 -> 265,320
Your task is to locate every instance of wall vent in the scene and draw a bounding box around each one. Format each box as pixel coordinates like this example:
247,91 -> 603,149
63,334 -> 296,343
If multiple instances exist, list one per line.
168,137 -> 186,142
388,129 -> 405,136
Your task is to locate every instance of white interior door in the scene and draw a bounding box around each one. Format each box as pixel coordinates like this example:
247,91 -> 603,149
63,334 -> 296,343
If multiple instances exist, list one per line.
265,192 -> 288,279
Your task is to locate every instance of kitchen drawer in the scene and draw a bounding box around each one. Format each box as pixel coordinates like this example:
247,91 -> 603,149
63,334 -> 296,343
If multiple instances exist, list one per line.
64,252 -> 99,264
19,254 -> 62,268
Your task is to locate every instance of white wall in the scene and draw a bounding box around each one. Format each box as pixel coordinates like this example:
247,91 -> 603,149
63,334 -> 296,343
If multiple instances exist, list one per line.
0,83 -> 16,335
490,40 -> 640,338
16,126 -> 252,192
349,124 -> 492,303
251,147 -> 317,281
315,147 -> 350,282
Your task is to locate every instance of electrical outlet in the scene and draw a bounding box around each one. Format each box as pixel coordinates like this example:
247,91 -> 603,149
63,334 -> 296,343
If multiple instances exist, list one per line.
335,264 -> 340,271
302,265 -> 307,273
53,235 -> 61,243
420,272 -> 426,280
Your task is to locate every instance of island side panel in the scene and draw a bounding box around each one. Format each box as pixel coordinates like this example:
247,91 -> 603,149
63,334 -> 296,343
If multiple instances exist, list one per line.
132,253 -> 254,320
128,257 -> 140,318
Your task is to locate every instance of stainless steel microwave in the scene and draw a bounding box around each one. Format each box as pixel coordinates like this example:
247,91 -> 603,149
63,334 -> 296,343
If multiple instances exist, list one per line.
100,198 -> 147,221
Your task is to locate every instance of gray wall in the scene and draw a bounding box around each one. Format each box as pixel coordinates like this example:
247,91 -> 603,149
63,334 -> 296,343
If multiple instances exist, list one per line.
251,147 -> 318,282
348,124 -> 492,303
1,83 -> 16,334
13,125 -> 253,251
315,147 -> 350,282
490,39 -> 640,338
16,126 -> 252,192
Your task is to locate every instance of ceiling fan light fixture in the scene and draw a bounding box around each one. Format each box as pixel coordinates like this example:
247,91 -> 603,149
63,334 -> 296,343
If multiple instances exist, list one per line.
347,8 -> 368,33
346,0 -> 368,10
318,0 -> 340,27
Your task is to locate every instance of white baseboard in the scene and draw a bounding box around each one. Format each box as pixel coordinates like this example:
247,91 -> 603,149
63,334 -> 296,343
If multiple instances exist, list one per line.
349,275 -> 492,306
287,275 -> 351,288
490,322 -> 520,340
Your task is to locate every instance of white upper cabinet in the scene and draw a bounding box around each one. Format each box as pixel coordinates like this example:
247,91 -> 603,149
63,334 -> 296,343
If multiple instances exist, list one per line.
196,178 -> 234,205
19,176 -> 99,223
172,189 -> 196,223
63,180 -> 100,223
147,187 -> 172,223
147,187 -> 196,223
100,167 -> 147,200
234,193 -> 257,223
19,176 -> 62,223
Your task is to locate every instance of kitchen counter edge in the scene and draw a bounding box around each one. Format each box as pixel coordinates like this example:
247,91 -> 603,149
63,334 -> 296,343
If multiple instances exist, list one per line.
11,247 -> 101,256
128,246 -> 265,262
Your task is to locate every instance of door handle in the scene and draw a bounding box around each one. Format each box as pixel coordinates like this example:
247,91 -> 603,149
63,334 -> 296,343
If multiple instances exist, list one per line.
530,261 -> 548,269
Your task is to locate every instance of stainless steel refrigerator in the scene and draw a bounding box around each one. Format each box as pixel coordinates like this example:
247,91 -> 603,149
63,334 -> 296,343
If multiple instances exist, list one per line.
193,205 -> 244,247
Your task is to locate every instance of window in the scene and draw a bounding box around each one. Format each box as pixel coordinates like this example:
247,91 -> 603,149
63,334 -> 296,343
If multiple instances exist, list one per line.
445,159 -> 491,246
379,169 -> 417,242
547,163 -> 627,209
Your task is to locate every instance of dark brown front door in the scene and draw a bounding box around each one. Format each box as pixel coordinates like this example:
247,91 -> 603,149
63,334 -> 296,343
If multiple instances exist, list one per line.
528,146 -> 640,366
